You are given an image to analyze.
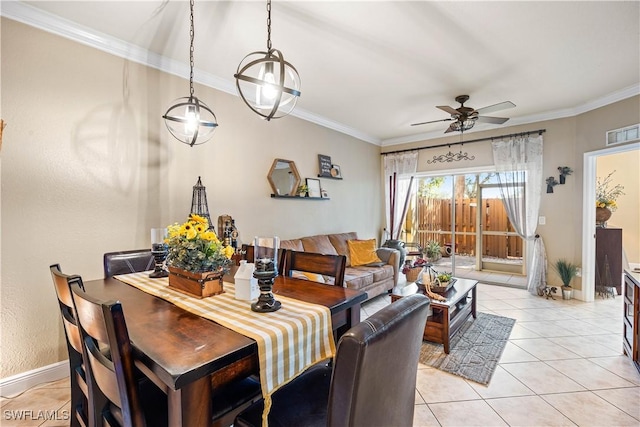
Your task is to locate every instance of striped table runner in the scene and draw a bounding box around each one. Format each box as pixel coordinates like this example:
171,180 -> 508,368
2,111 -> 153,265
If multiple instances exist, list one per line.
114,272 -> 336,425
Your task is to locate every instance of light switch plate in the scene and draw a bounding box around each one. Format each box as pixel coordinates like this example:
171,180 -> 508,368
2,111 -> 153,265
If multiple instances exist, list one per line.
538,216 -> 546,225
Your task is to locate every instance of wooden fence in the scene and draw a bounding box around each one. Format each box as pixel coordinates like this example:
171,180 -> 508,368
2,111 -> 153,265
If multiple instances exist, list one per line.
412,198 -> 522,259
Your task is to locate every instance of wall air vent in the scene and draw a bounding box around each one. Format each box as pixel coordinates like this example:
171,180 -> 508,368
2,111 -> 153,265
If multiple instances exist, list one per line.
606,123 -> 639,146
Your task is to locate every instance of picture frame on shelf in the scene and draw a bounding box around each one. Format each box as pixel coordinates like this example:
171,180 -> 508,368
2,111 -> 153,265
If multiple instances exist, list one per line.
321,188 -> 328,198
330,164 -> 342,179
306,178 -> 321,198
318,154 -> 332,177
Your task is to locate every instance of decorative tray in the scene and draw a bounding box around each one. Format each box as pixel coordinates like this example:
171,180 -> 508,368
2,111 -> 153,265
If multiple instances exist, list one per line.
416,277 -> 456,294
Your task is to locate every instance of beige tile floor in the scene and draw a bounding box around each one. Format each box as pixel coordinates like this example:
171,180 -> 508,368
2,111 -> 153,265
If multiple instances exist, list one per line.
2,284 -> 639,427
362,283 -> 640,427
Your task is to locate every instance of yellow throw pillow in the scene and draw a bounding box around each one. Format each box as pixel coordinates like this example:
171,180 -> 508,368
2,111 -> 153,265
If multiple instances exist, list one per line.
290,270 -> 326,283
347,239 -> 382,266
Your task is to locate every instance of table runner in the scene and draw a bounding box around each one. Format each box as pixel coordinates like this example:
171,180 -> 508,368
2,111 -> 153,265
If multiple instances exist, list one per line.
114,272 -> 336,426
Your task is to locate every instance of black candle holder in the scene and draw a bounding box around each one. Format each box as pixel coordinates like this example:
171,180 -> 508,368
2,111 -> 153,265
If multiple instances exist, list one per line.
149,243 -> 169,278
251,267 -> 281,312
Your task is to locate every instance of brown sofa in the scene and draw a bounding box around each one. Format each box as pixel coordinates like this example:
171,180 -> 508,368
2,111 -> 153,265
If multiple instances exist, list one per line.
280,232 -> 400,301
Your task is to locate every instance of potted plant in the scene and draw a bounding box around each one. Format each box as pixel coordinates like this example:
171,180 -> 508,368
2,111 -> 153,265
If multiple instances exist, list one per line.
595,170 -> 625,226
423,240 -> 441,262
297,184 -> 309,197
557,166 -> 573,184
165,214 -> 235,297
553,258 -> 579,300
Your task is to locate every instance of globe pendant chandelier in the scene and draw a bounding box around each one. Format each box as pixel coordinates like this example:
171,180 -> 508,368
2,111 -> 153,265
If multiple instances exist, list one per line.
234,0 -> 301,121
162,0 -> 217,147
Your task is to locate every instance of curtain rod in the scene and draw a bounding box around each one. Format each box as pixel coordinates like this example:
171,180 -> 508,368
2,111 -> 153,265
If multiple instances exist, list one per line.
381,129 -> 547,156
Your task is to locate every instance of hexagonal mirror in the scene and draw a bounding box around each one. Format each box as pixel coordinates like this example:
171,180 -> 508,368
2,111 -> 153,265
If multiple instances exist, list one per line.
268,159 -> 301,196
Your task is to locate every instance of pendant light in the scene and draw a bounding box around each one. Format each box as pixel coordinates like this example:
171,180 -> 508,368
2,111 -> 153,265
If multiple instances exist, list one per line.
163,0 -> 217,147
234,0 -> 301,121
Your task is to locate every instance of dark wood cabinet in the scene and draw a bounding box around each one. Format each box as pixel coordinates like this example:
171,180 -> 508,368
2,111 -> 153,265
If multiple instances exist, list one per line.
623,270 -> 640,374
595,228 -> 623,295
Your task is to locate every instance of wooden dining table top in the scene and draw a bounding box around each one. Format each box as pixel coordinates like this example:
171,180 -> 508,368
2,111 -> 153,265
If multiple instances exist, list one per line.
82,274 -> 367,392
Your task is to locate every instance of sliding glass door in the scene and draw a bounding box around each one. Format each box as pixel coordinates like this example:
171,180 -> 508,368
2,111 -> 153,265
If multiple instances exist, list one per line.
406,172 -> 525,278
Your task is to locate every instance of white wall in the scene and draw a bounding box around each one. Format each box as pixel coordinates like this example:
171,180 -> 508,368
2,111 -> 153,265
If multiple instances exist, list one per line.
0,19 -> 383,378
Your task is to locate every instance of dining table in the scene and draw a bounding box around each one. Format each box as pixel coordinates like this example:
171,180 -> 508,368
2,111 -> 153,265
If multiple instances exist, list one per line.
82,273 -> 367,427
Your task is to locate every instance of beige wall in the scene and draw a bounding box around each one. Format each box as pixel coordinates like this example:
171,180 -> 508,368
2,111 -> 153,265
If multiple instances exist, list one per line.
597,151 -> 640,264
2,17 -> 639,379
383,98 -> 640,291
0,19 -> 383,377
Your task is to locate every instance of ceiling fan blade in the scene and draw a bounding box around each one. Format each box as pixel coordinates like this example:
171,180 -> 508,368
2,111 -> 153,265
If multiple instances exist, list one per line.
476,116 -> 510,124
410,118 -> 453,126
475,101 -> 515,115
444,123 -> 457,133
437,105 -> 460,116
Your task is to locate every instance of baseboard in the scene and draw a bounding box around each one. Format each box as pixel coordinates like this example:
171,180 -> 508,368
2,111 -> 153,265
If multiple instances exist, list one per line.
0,361 -> 69,398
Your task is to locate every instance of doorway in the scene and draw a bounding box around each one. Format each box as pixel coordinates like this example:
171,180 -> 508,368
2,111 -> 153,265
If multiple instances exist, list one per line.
582,142 -> 639,302
406,171 -> 526,286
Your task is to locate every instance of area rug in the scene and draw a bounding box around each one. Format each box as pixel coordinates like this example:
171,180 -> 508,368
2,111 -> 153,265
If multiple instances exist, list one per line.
419,312 -> 515,385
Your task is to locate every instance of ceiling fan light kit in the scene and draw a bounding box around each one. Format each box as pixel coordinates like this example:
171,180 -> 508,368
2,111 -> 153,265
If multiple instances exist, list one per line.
234,0 -> 301,121
162,0 -> 218,147
412,95 -> 515,134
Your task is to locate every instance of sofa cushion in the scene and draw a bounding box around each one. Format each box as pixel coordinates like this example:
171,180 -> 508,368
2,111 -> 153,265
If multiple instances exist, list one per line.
280,239 -> 304,251
327,232 -> 358,266
344,268 -> 374,289
347,239 -> 383,266
300,235 -> 338,255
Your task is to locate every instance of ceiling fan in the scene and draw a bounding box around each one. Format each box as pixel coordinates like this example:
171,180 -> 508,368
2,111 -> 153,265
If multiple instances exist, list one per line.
411,95 -> 516,133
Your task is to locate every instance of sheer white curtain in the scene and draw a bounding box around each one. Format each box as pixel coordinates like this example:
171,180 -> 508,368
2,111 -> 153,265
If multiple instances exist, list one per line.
491,134 -> 547,295
383,151 -> 419,240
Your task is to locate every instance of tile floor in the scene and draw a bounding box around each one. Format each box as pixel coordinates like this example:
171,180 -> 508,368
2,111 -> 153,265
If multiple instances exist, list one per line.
362,283 -> 640,427
2,284 -> 639,426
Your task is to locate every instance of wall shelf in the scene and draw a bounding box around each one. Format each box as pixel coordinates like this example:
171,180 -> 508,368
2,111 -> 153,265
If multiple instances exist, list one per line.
317,175 -> 343,180
271,195 -> 329,200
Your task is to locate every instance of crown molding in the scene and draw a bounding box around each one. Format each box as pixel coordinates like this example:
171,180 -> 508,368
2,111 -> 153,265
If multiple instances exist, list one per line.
3,1 -> 637,148
381,84 -> 640,147
1,1 -> 380,145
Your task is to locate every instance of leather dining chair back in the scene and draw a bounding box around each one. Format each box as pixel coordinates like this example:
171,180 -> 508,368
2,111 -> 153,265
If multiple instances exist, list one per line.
284,250 -> 346,286
69,276 -> 167,427
234,293 -> 430,427
103,250 -> 154,278
49,264 -> 88,427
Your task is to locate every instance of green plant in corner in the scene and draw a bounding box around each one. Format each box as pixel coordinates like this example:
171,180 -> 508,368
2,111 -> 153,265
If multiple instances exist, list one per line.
424,240 -> 441,261
553,258 -> 579,290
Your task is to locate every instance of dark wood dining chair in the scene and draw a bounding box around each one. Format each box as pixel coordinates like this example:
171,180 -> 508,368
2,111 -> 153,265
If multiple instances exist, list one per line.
69,276 -> 168,427
49,264 -> 89,427
284,250 -> 347,286
103,249 -> 154,278
234,293 -> 430,427
70,275 -> 262,427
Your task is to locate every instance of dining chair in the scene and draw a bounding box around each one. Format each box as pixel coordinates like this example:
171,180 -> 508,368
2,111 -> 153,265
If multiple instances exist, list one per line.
284,250 -> 347,286
49,264 -> 89,427
70,275 -> 262,427
103,249 -> 154,278
70,276 -> 168,427
234,293 -> 431,427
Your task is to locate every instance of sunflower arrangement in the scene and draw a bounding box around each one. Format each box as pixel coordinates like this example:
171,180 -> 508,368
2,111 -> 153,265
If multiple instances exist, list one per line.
165,214 -> 234,273
596,171 -> 625,211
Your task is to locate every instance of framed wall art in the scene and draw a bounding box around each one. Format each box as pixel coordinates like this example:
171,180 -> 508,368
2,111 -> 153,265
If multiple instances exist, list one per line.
306,178 -> 321,198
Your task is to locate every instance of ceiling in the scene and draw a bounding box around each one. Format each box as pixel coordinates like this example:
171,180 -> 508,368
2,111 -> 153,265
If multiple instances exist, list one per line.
5,1 -> 640,146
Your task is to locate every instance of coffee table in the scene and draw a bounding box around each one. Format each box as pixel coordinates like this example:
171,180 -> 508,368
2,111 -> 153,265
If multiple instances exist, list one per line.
391,277 -> 478,353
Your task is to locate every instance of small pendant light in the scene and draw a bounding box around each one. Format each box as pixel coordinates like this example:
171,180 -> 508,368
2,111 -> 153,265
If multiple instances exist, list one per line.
163,0 -> 217,146
234,0 -> 301,121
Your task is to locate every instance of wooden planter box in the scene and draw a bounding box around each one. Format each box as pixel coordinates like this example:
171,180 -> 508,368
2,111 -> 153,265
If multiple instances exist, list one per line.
167,266 -> 224,298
